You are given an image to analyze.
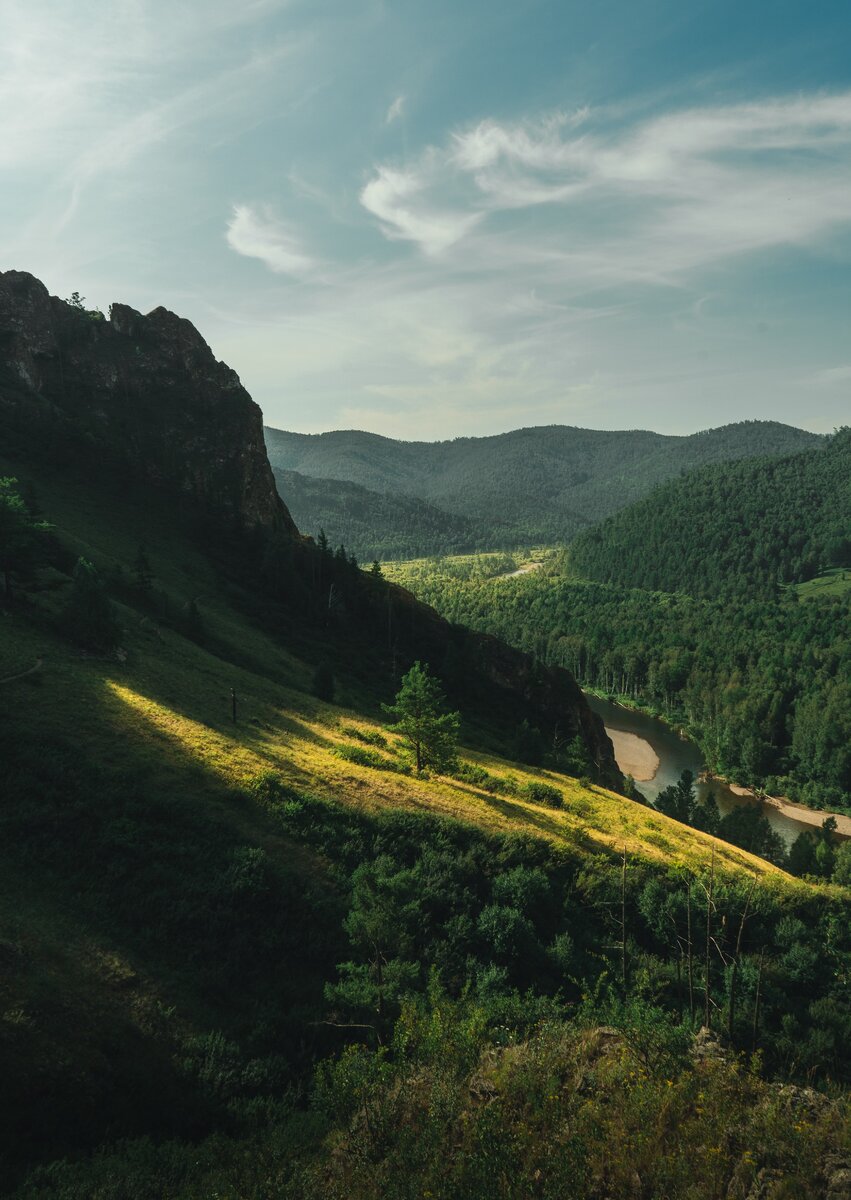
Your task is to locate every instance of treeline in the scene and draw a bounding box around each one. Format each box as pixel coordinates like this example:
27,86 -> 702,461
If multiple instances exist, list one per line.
265,421 -> 822,552
387,559 -> 851,813
570,429 -> 851,599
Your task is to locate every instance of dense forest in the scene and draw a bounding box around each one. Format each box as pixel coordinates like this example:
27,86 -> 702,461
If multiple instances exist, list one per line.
265,421 -> 821,554
272,468 -> 491,560
570,430 -> 851,599
387,555 -> 851,817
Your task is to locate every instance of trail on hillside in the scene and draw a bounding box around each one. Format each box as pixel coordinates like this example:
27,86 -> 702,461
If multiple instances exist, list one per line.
0,658 -> 43,686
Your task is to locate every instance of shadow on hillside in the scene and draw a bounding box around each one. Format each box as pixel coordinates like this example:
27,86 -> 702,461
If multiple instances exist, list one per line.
453,781 -> 602,852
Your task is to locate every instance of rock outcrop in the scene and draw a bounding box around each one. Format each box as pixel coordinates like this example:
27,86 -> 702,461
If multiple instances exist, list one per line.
0,270 -> 294,532
0,269 -> 619,789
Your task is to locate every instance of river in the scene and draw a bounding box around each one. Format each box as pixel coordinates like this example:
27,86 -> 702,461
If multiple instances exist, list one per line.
585,693 -> 846,848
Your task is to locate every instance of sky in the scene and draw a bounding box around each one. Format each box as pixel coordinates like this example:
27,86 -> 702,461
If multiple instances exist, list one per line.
2,0 -> 850,440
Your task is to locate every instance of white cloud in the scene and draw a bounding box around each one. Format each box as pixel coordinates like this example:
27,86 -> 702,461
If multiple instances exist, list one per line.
226,205 -> 315,277
360,163 -> 482,255
814,365 -> 851,386
385,94 -> 406,124
360,91 -> 851,274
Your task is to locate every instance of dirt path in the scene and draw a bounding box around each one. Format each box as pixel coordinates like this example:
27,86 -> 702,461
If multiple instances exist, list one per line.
0,658 -> 43,686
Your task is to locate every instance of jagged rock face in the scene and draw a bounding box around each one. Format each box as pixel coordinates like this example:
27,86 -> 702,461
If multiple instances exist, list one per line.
0,270 -> 295,532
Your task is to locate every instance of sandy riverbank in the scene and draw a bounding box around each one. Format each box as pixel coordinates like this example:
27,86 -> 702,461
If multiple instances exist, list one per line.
606,728 -> 661,783
712,779 -> 851,838
500,561 -> 544,579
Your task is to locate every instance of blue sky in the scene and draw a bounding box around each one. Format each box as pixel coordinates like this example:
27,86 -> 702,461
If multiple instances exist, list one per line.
2,0 -> 850,438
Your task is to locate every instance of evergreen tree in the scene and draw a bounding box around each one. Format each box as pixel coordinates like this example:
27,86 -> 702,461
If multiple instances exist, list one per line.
182,599 -> 205,645
312,661 -> 335,702
788,831 -> 818,877
513,718 -> 545,766
383,661 -> 460,774
62,557 -> 119,651
692,789 -> 721,835
133,543 -> 153,597
656,770 -> 696,824
833,841 -> 851,886
0,477 -> 49,604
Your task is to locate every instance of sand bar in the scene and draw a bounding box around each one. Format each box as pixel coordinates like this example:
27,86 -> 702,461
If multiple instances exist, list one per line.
606,727 -> 660,783
718,780 -> 851,837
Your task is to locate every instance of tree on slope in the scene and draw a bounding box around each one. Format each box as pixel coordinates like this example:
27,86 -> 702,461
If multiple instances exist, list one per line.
383,661 -> 460,774
62,557 -> 120,651
0,477 -> 49,605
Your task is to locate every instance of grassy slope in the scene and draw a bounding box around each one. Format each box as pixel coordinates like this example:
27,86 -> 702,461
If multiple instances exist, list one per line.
0,457 -> 791,881
0,456 -> 826,1182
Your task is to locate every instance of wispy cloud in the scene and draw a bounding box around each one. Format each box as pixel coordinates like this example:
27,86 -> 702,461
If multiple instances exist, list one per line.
814,365 -> 851,386
360,92 -> 851,276
385,94 -> 406,124
360,162 -> 482,255
226,205 -> 316,277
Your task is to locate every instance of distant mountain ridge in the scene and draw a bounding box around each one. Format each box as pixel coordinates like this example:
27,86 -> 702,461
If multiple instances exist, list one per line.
265,421 -> 823,554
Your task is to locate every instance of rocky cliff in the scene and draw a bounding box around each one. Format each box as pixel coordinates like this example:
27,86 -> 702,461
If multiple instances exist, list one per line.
0,270 -> 294,531
0,269 -> 618,788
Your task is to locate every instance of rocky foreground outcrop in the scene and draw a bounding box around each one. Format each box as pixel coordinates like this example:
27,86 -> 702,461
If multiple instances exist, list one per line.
0,270 -> 294,531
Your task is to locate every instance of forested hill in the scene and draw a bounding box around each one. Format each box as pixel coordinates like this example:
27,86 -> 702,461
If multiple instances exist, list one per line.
264,420 -> 822,552
273,468 -> 493,561
570,429 -> 851,599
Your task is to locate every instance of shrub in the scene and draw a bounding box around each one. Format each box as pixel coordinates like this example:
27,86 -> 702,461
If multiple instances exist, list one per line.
523,781 -> 563,809
340,724 -> 388,748
336,743 -> 409,773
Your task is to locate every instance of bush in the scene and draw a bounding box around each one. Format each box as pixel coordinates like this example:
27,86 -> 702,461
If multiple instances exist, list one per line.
453,761 -> 502,792
340,724 -> 388,748
523,781 -> 563,808
336,743 -> 408,773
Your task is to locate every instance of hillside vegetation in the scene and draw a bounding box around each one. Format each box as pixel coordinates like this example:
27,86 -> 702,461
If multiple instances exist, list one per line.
264,420 -> 822,555
385,434 -> 850,815
570,429 -> 851,599
272,467 -> 489,561
5,457 -> 837,1194
1,277 -> 848,1198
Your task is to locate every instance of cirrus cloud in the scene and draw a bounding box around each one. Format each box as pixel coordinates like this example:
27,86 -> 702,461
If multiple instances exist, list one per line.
226,204 -> 316,277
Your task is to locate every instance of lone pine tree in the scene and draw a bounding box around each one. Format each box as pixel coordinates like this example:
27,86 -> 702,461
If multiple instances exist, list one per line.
383,660 -> 460,774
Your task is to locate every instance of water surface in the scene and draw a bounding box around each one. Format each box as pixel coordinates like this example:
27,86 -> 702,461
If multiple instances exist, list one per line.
585,693 -> 840,848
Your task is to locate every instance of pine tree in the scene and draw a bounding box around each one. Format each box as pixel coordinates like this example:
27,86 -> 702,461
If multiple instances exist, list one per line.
133,543 -> 153,597
63,557 -> 119,651
313,662 -> 335,702
0,477 -> 49,604
382,661 -> 460,774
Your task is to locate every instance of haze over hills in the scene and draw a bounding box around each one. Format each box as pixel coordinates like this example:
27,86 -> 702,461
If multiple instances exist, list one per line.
274,468 -> 490,562
265,421 -> 823,555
